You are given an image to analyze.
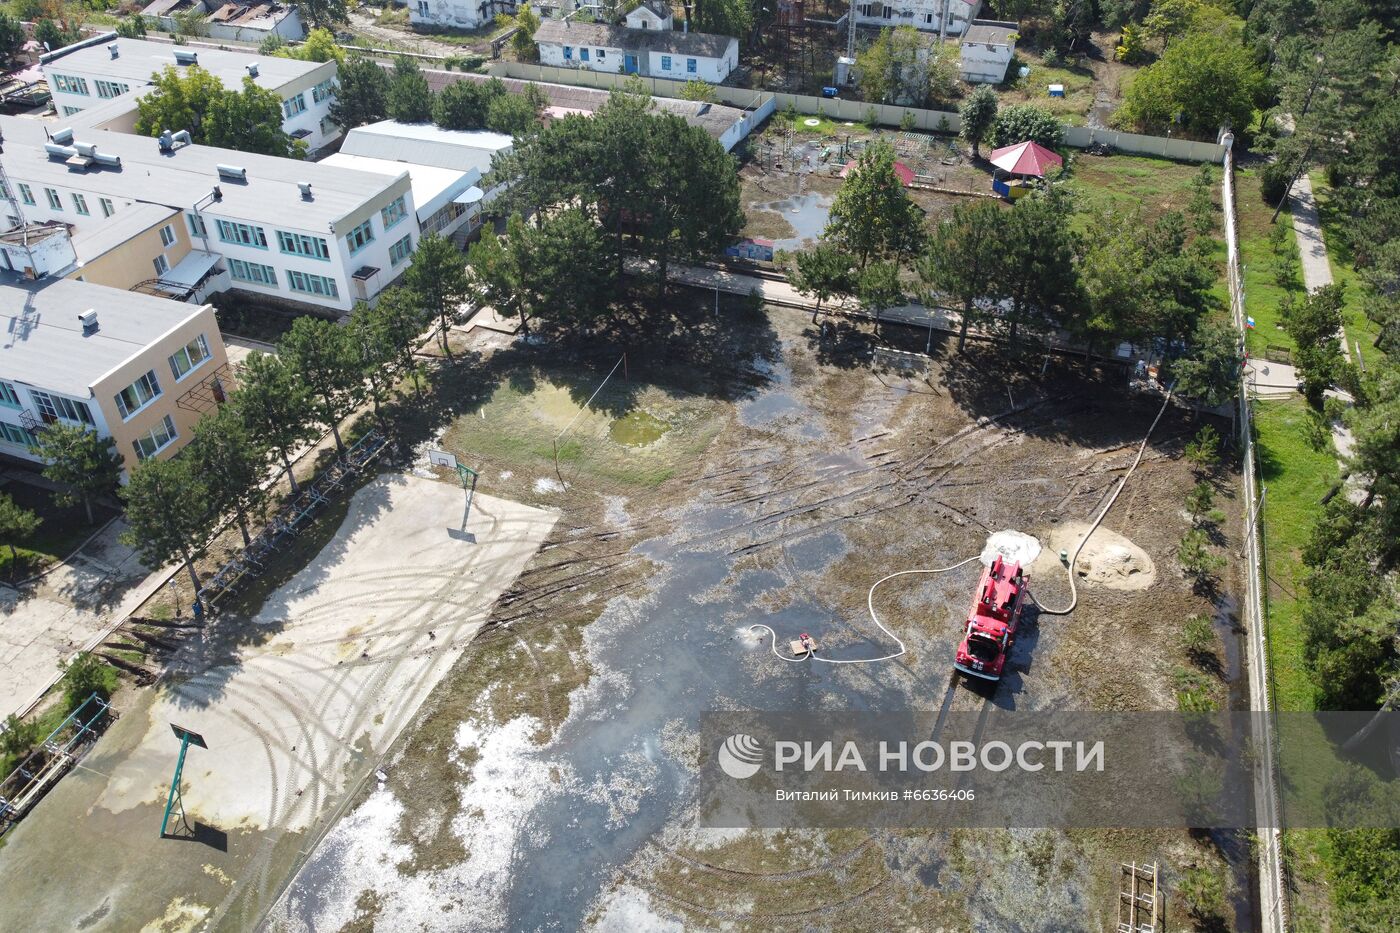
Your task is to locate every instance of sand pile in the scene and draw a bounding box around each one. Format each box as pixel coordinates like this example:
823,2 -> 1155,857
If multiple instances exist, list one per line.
1033,521 -> 1156,591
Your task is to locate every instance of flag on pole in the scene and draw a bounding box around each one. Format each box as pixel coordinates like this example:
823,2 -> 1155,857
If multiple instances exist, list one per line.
1246,316 -> 1256,329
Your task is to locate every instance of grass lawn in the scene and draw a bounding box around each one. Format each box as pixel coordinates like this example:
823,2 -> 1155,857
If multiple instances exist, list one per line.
1253,397 -> 1337,712
997,50 -> 1096,126
1308,172 -> 1390,371
1234,167 -> 1305,359
1062,153 -> 1213,225
0,482 -> 115,581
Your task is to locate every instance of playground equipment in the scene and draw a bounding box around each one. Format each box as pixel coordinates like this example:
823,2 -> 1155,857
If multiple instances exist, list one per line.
0,692 -> 113,834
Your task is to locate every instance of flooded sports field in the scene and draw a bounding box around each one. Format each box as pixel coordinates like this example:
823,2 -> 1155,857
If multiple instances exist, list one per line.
267,307 -> 1250,932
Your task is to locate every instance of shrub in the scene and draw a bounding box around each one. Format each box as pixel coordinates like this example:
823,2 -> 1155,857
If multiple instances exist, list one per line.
989,104 -> 1064,149
1180,613 -> 1216,660
1259,160 -> 1292,207
60,654 -> 116,725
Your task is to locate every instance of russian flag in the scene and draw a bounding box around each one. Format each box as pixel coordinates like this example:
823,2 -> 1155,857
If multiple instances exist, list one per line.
1246,317 -> 1256,329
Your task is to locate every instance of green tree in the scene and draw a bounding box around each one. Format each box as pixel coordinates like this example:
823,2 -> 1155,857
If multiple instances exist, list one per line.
1176,864 -> 1228,924
387,56 -> 434,123
434,78 -> 505,130
1172,319 -> 1239,407
789,241 -> 854,323
1180,612 -> 1216,660
206,76 -> 303,158
32,423 -> 122,525
511,209 -> 617,332
172,8 -> 209,37
295,0 -> 349,28
406,233 -> 470,360
1178,527 -> 1225,582
0,13 -> 26,65
349,301 -> 399,426
693,0 -> 755,45
920,200 -> 1006,352
361,286 -> 430,398
486,84 -> 547,136
959,86 -> 999,159
330,55 -> 390,130
1284,283 -> 1346,407
511,4 -> 541,61
857,260 -> 903,337
995,192 -> 1081,353
188,405 -> 265,548
0,492 -> 40,581
59,654 -> 115,724
1118,29 -> 1265,137
115,15 -> 148,40
466,223 -> 526,332
680,79 -> 716,103
120,456 -> 210,597
34,18 -> 81,52
1184,424 -> 1221,474
825,140 -> 925,271
281,26 -> 344,63
989,104 -> 1064,149
134,65 -> 227,142
235,352 -> 317,494
857,26 -> 936,106
278,317 -> 362,453
1185,479 -> 1215,524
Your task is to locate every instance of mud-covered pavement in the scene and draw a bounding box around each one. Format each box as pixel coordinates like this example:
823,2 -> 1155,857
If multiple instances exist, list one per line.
267,310 -> 1249,932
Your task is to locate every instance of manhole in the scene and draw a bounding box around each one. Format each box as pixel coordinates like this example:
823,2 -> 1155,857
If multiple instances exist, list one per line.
804,118 -> 821,127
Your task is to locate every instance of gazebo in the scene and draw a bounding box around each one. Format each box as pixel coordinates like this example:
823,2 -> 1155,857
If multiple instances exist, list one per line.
987,140 -> 1063,200
987,140 -> 1064,178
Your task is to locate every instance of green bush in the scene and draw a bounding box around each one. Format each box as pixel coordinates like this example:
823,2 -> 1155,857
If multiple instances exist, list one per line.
1259,160 -> 1291,207
60,654 -> 116,725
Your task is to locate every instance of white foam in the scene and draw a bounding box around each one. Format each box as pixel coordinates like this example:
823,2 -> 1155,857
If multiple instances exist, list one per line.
981,530 -> 1042,568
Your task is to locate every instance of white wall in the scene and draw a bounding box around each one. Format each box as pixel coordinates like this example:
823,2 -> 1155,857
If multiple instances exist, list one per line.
625,6 -> 672,29
409,0 -> 491,30
960,44 -> 1013,84
854,0 -> 975,35
646,48 -> 733,83
538,41 -> 628,74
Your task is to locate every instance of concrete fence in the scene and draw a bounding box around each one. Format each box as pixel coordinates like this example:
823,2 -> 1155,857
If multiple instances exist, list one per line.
487,61 -> 1228,163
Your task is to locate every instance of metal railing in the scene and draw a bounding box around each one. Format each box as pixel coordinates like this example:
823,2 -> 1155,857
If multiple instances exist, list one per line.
0,691 -> 113,832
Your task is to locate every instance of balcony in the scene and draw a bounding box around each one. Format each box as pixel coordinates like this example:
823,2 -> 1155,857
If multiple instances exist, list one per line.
174,363 -> 235,414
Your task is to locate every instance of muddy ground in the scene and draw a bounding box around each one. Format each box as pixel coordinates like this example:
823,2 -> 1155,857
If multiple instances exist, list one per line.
267,302 -> 1250,932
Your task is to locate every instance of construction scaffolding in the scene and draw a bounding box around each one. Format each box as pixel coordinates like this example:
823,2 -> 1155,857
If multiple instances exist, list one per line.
196,428 -> 392,607
1117,861 -> 1161,933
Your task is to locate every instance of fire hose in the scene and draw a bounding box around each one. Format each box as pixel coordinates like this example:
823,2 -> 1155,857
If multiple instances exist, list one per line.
1031,384 -> 1177,616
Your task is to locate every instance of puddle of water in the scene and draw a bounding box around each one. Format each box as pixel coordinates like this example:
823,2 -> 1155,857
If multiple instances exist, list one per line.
609,410 -> 670,447
753,192 -> 832,251
737,354 -> 824,440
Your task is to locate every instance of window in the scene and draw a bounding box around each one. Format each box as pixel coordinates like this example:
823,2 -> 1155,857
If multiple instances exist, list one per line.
114,370 -> 161,419
580,48 -> 590,62
227,258 -> 278,287
71,193 -> 89,215
52,74 -> 89,95
379,196 -> 407,230
312,78 -> 335,103
924,12 -> 933,23
417,0 -> 428,14
100,198 -> 114,218
18,183 -> 34,206
687,58 -> 697,73
597,49 -> 606,60
132,415 -> 178,461
277,230 -> 330,260
0,422 -> 35,447
169,334 -> 211,380
153,254 -> 169,276
31,390 -> 94,426
159,224 -> 176,247
216,219 -> 268,248
661,55 -> 672,71
389,234 -> 412,266
45,188 -> 62,211
286,269 -> 339,299
0,381 -> 21,408
882,5 -> 892,16
95,80 -> 129,99
186,212 -> 206,237
344,218 -> 374,254
564,46 -> 573,61
282,93 -> 307,118
61,105 -> 82,117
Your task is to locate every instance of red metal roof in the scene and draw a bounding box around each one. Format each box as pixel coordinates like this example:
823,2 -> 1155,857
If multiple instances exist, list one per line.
987,140 -> 1064,177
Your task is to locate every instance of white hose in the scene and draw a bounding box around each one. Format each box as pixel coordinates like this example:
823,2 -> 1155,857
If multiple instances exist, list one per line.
1032,385 -> 1176,616
749,556 -> 981,664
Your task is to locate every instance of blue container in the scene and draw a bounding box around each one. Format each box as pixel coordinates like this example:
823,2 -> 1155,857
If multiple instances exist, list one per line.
821,86 -> 839,98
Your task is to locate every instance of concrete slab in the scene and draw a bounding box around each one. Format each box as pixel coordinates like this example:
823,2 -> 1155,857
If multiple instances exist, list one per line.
0,473 -> 556,933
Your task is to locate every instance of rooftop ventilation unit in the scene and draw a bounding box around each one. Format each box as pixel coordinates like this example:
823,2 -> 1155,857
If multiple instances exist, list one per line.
78,309 -> 98,332
246,63 -> 259,78
74,141 -> 96,158
216,164 -> 247,182
173,49 -> 198,66
298,182 -> 313,200
51,127 -> 74,146
108,43 -> 119,59
92,151 -> 121,168
44,142 -> 77,160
